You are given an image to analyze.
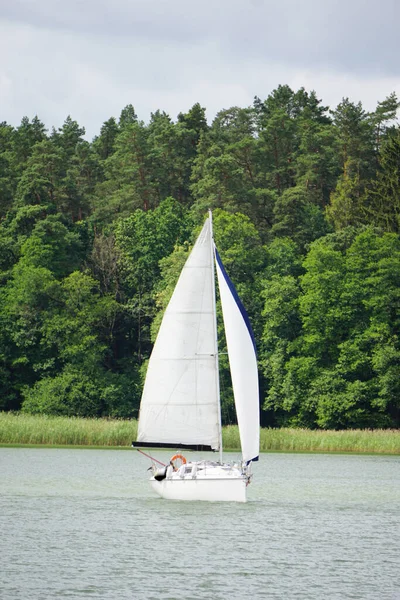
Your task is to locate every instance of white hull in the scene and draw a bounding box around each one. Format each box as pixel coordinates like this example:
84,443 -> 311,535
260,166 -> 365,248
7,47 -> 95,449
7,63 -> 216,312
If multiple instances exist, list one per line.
150,462 -> 249,502
151,477 -> 247,502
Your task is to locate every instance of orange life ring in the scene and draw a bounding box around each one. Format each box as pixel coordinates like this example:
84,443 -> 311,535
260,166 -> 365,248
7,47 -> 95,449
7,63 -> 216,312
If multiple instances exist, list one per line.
170,454 -> 187,469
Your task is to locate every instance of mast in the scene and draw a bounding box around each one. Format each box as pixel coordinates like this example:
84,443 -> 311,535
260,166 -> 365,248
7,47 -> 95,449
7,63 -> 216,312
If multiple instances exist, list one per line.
209,209 -> 223,464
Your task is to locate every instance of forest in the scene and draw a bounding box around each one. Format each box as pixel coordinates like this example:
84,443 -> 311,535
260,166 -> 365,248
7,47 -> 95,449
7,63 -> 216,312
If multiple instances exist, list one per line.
0,85 -> 399,430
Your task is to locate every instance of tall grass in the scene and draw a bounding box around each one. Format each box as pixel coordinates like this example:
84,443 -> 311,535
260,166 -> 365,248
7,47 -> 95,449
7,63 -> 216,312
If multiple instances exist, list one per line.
222,425 -> 399,454
0,413 -> 137,447
259,427 -> 400,454
0,413 -> 399,453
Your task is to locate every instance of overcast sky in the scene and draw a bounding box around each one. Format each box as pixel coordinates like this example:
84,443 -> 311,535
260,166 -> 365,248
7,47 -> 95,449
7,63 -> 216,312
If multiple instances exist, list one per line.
1,0 -> 399,139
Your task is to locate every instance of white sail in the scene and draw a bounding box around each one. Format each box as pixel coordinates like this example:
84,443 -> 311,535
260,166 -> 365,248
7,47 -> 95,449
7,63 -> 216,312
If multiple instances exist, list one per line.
215,249 -> 260,464
137,219 -> 220,450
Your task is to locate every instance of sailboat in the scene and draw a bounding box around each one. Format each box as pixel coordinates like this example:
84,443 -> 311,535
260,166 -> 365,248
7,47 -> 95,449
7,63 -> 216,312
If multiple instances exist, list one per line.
132,211 -> 259,502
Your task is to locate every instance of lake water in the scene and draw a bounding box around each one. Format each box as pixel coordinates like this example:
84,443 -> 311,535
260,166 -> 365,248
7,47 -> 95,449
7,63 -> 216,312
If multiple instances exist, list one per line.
1,448 -> 399,600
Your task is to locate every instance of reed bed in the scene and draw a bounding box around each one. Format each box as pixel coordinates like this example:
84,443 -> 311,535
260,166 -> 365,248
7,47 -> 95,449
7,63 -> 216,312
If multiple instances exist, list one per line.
0,413 -> 137,447
0,413 -> 399,454
259,427 -> 400,454
222,425 -> 399,454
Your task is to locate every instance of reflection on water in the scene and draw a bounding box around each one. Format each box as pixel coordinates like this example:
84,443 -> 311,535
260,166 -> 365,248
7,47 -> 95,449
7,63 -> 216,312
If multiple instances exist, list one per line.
1,448 -> 399,600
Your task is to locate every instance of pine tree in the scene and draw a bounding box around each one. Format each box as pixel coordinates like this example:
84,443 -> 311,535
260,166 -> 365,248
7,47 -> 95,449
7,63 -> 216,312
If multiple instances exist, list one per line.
364,129 -> 400,232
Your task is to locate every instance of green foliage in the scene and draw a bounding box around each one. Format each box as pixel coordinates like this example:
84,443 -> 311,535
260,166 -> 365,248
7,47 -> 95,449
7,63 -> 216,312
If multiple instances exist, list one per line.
93,117 -> 119,160
271,186 -> 331,250
114,197 -> 191,295
327,163 -> 365,229
21,368 -> 102,416
51,116 -> 86,158
15,140 -> 65,208
370,92 -> 400,151
21,366 -> 139,419
331,98 -> 375,175
0,88 -> 399,428
11,116 -> 47,173
264,237 -> 303,279
363,129 -> 400,232
92,120 -> 151,221
263,228 -> 400,428
18,215 -> 84,277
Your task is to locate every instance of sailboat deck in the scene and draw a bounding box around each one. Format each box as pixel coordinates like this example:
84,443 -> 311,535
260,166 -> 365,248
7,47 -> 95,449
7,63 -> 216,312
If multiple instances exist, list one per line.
154,460 -> 247,481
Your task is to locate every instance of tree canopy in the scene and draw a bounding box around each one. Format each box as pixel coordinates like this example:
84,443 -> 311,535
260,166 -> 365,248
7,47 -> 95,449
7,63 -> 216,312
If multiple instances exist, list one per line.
0,88 -> 399,428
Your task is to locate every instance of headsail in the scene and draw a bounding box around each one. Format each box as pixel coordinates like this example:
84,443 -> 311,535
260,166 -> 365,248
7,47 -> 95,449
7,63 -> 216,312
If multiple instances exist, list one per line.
136,218 -> 220,451
215,249 -> 260,464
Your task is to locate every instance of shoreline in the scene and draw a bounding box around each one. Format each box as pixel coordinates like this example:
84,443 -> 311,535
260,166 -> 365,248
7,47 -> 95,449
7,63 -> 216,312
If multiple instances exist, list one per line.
1,413 -> 399,455
1,442 -> 399,456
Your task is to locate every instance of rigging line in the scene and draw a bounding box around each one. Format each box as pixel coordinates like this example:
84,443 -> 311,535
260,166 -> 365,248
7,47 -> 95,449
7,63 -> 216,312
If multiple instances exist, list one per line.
136,449 -> 166,466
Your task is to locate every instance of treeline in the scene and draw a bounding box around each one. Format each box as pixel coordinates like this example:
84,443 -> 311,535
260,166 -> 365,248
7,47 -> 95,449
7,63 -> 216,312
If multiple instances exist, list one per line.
0,85 -> 399,429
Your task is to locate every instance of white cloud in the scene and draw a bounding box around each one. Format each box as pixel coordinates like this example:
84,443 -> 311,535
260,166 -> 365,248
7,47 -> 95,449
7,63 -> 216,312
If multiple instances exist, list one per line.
1,0 -> 399,139
288,71 -> 400,113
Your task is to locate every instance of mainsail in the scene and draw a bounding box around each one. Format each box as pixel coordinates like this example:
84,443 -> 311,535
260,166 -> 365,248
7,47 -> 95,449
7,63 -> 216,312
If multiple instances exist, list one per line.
137,219 -> 220,450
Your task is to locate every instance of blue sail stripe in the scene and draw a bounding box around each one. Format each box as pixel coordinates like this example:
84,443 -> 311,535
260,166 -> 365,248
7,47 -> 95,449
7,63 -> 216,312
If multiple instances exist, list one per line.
214,246 -> 257,356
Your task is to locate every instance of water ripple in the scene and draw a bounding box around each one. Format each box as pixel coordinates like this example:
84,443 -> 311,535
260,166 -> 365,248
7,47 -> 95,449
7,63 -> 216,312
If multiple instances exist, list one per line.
1,449 -> 399,600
